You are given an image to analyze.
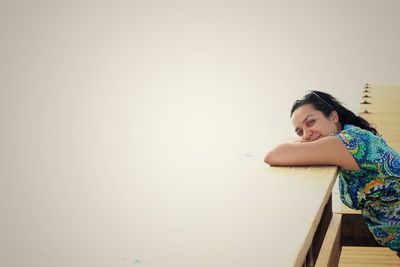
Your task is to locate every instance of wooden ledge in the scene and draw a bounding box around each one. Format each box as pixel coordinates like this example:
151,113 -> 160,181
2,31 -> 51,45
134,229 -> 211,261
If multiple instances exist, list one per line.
315,214 -> 342,267
339,246 -> 400,266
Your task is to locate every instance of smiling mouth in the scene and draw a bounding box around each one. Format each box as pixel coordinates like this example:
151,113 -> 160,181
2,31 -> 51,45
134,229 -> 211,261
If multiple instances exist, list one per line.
312,135 -> 321,141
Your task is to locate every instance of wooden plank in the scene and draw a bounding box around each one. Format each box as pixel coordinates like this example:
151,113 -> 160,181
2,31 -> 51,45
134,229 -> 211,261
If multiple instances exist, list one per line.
0,159 -> 338,266
263,166 -> 338,267
315,214 -> 342,267
339,246 -> 400,267
304,196 -> 333,267
360,85 -> 400,151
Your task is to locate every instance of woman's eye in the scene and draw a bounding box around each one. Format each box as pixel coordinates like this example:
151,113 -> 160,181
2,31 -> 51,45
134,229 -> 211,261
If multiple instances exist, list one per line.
307,120 -> 315,126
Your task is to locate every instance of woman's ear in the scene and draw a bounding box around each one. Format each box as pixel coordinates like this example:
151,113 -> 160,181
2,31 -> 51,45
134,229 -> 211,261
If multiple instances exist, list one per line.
329,110 -> 339,123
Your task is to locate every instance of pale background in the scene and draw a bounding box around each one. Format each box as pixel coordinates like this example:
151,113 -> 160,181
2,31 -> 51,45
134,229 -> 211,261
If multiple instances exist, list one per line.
1,0 -> 399,266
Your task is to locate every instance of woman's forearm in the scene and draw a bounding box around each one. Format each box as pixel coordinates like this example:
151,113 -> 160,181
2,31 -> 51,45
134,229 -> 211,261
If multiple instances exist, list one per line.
264,143 -> 300,165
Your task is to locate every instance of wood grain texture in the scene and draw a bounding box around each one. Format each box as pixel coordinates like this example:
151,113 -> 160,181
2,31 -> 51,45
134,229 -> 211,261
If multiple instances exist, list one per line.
360,85 -> 400,152
339,246 -> 400,267
264,166 -> 338,267
315,214 -> 342,267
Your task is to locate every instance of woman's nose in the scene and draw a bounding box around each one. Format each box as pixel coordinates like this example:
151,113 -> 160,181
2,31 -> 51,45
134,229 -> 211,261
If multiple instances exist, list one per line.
303,129 -> 313,141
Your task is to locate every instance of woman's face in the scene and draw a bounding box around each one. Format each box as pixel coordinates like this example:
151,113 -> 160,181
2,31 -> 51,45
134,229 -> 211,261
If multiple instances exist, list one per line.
291,104 -> 341,142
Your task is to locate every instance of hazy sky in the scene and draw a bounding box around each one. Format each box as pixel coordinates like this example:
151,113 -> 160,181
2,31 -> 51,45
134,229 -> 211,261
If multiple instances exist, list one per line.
1,0 -> 400,167
2,0 -> 399,134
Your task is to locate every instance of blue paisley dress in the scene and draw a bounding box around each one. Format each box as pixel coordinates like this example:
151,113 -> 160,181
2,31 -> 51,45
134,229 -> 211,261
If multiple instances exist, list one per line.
337,124 -> 400,253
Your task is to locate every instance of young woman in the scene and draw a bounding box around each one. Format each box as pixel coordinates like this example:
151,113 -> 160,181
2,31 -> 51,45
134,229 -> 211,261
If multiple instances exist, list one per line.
264,90 -> 400,255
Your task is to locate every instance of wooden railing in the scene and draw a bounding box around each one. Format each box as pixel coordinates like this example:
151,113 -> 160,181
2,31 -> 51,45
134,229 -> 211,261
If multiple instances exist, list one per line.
263,166 -> 338,266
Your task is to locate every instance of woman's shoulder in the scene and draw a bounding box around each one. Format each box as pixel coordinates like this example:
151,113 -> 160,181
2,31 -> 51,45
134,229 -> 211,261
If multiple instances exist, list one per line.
337,124 -> 373,145
336,124 -> 385,161
340,124 -> 371,136
338,124 -> 398,158
338,125 -> 400,177
339,124 -> 384,145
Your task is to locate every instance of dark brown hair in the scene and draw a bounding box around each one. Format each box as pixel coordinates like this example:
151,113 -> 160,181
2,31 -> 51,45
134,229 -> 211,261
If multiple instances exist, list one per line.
290,90 -> 379,135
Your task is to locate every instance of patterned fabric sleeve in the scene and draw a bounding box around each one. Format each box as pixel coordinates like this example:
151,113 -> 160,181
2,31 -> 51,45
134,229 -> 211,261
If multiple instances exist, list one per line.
337,125 -> 400,176
336,125 -> 400,254
336,125 -> 371,171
